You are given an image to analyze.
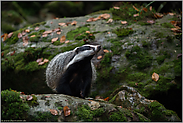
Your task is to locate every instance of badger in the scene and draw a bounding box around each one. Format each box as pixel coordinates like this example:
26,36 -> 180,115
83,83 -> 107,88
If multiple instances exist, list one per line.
46,44 -> 101,98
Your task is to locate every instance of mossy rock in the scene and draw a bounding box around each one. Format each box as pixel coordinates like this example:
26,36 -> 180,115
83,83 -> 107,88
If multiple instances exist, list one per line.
1,89 -> 30,120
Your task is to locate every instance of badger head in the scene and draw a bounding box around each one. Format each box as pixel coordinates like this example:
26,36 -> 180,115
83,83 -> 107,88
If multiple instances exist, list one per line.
65,44 -> 101,70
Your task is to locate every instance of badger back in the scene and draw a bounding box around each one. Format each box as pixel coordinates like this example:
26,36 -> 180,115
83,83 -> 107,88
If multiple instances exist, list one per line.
46,50 -> 76,91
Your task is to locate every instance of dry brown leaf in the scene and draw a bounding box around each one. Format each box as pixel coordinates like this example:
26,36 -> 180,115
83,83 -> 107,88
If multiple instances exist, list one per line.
42,34 -> 48,37
8,32 -> 13,38
86,31 -> 90,33
25,29 -> 30,33
30,35 -> 36,38
22,31 -> 26,36
3,33 -> 8,41
152,72 -> 159,82
10,50 -> 16,56
18,33 -> 22,38
149,6 -> 152,11
142,7 -> 148,12
26,95 -> 33,101
65,40 -> 70,44
121,21 -> 128,24
43,59 -> 49,63
43,30 -> 52,35
1,52 -> 4,57
103,49 -> 109,53
86,17 -> 94,22
63,106 -> 70,117
92,17 -> 101,21
113,6 -> 120,9
133,13 -> 139,17
71,21 -> 77,25
36,58 -> 43,63
60,35 -> 66,43
168,13 -> 175,16
22,36 -> 29,46
106,18 -> 113,23
50,109 -> 58,116
50,21 -> 53,24
58,23 -> 67,27
133,5 -> 139,11
154,13 -> 163,18
147,20 -> 155,24
171,28 -> 182,33
99,13 -> 110,19
53,27 -> 60,32
38,62 -> 45,65
51,37 -> 58,43
35,27 -> 39,31
56,31 -> 61,35
55,18 -> 59,20
97,55 -> 102,60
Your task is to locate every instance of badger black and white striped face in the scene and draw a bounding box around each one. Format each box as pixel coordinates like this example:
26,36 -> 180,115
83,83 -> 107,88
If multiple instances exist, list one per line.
65,44 -> 101,69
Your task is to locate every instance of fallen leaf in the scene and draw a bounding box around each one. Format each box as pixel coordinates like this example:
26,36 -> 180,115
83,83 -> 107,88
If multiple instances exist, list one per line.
55,17 -> 59,20
26,95 -> 33,101
43,59 -> 49,63
35,27 -> 39,31
133,5 -> 139,11
8,32 -> 13,38
3,33 -> 8,41
58,23 -> 67,27
63,106 -> 70,117
22,36 -> 29,46
66,22 -> 71,26
53,27 -> 60,32
107,32 -> 111,34
50,109 -> 58,116
57,31 -> 61,35
97,55 -> 102,60
88,101 -> 100,110
25,29 -> 30,33
50,21 -> 53,24
113,6 -> 120,9
22,31 -> 26,36
153,13 -> 163,18
60,35 -> 66,43
45,95 -> 51,98
36,58 -> 43,63
20,92 -> 25,95
177,54 -> 182,58
92,17 -> 101,21
103,49 -> 109,53
121,21 -> 127,24
152,72 -> 159,82
147,20 -> 155,24
117,106 -> 123,108
1,52 -> 4,57
142,7 -> 148,12
133,13 -> 139,17
135,83 -> 138,86
86,31 -> 90,33
42,34 -> 48,37
71,21 -> 77,25
51,37 -> 58,43
10,50 -> 15,56
168,13 -> 175,16
171,28 -> 182,33
30,35 -> 36,38
43,30 -> 52,35
95,95 -> 103,99
149,6 -> 152,11
106,18 -> 113,23
86,17 -> 94,22
65,40 -> 70,44
104,97 -> 109,101
99,13 -> 110,19
38,62 -> 45,65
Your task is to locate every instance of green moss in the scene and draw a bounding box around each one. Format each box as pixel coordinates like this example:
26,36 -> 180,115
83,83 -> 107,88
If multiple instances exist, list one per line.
109,111 -> 127,122
173,58 -> 182,77
60,41 -> 85,52
1,89 -> 29,120
109,39 -> 124,55
24,61 -> 39,72
113,28 -> 133,37
53,41 -> 63,46
29,36 -> 40,42
155,32 -> 165,38
137,21 -> 151,26
136,112 -> 150,122
127,72 -> 147,82
125,45 -> 153,70
30,21 -> 46,28
76,105 -> 105,122
44,25 -> 50,28
29,111 -> 58,122
161,22 -> 174,28
57,107 -> 63,110
26,95 -> 39,107
42,37 -> 51,42
66,26 -> 90,40
1,21 -> 16,33
142,40 -> 150,47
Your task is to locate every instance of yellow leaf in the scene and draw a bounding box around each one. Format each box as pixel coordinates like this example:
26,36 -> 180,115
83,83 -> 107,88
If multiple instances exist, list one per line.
103,49 -> 109,53
30,35 -> 36,38
133,5 -> 139,11
50,109 -> 58,116
65,40 -> 70,44
63,106 -> 70,117
86,31 -> 90,33
97,55 -> 102,60
71,21 -> 77,25
106,18 -> 113,23
113,6 -> 120,9
51,37 -> 58,43
152,72 -> 159,82
133,13 -> 139,17
121,21 -> 127,24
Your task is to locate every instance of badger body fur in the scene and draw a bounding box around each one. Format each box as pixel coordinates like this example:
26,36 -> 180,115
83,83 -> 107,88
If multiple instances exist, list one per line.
46,44 -> 101,98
